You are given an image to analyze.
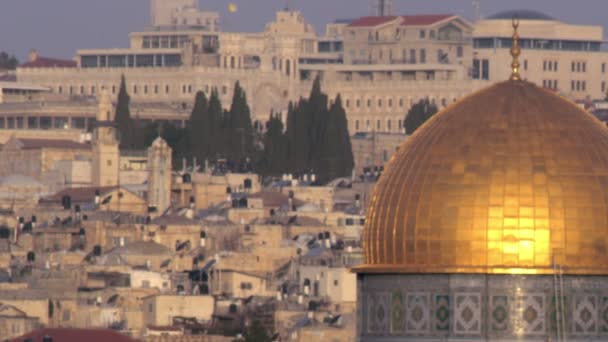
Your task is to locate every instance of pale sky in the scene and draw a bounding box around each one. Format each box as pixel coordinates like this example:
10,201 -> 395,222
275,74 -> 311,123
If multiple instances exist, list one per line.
1,0 -> 608,60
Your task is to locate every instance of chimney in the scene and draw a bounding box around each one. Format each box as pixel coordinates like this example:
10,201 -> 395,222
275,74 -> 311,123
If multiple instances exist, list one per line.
28,49 -> 39,63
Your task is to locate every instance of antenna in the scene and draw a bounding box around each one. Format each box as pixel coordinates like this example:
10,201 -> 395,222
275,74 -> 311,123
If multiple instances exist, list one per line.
472,0 -> 481,22
371,0 -> 393,16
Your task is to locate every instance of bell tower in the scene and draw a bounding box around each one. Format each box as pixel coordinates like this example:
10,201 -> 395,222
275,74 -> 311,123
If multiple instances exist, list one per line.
92,89 -> 120,187
147,137 -> 172,214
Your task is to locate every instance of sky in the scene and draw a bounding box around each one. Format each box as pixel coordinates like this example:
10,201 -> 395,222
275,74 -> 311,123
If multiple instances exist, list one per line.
1,0 -> 608,61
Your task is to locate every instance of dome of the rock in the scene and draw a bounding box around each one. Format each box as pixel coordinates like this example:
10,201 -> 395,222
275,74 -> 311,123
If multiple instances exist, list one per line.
359,80 -> 608,275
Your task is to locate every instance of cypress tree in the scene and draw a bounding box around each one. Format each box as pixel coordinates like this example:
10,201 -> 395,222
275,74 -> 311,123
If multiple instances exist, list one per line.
318,94 -> 354,182
228,81 -> 254,163
306,76 -> 329,175
187,91 -> 209,163
404,98 -> 438,135
259,112 -> 286,177
207,88 -> 224,161
114,75 -> 136,149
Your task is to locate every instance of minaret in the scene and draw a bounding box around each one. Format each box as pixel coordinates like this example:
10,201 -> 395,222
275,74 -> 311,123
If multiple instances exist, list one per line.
92,89 -> 120,187
147,137 -> 172,214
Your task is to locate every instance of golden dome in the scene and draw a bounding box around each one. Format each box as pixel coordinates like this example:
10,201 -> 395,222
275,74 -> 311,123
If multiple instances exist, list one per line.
358,80 -> 608,275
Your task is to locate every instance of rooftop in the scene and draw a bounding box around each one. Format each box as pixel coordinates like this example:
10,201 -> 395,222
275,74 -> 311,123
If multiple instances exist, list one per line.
11,328 -> 138,342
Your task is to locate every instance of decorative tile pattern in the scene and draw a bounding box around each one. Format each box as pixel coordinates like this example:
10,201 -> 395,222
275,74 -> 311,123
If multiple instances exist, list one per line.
573,294 -> 597,334
454,293 -> 481,335
405,292 -> 430,334
390,291 -> 405,334
514,294 -> 545,336
490,295 -> 509,333
600,296 -> 608,333
367,292 -> 390,334
434,294 -> 450,332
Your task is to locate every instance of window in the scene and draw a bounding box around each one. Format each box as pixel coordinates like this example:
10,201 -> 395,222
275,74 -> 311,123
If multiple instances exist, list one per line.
62,310 -> 71,321
554,61 -> 558,71
399,98 -> 404,107
144,85 -> 148,94
165,85 -> 170,94
420,49 -> 426,63
457,46 -> 463,58
603,63 -> 607,73
107,160 -> 112,166
571,61 -> 575,72
345,99 -> 350,108
388,99 -> 392,107
387,120 -> 392,131
481,59 -> 489,80
377,99 -> 382,107
355,120 -> 359,131
356,99 -> 360,108
148,303 -> 153,313
334,280 -> 339,286
603,81 -> 606,93
376,120 -> 381,130
524,60 -> 528,71
133,85 -> 138,94
419,30 -> 426,39
367,99 -> 371,108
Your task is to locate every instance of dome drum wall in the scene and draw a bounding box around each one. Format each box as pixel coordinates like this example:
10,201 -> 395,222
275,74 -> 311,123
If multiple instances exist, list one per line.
358,81 -> 608,275
359,273 -> 608,341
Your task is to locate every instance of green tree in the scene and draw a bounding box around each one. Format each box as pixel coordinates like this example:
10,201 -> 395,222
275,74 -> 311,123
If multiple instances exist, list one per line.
187,91 -> 210,163
114,75 -> 138,149
259,112 -> 286,177
207,89 -> 224,160
227,81 -> 254,162
318,94 -> 354,183
0,52 -> 18,69
284,99 -> 311,175
306,76 -> 330,176
403,98 -> 438,134
243,320 -> 270,342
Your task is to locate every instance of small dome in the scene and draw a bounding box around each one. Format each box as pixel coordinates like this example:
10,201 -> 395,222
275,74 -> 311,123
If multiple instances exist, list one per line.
488,9 -> 554,21
359,80 -> 608,275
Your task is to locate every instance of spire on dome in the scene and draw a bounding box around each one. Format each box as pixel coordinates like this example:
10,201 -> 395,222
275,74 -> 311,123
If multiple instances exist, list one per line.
510,16 -> 521,81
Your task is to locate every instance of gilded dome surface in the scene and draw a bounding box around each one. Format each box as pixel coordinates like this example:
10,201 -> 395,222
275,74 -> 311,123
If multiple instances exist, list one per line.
360,81 -> 608,275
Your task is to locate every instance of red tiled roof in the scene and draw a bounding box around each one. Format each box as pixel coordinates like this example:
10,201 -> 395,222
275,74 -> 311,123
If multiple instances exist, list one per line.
16,138 -> 90,150
20,56 -> 77,69
348,14 -> 454,28
348,16 -> 398,27
11,328 -> 139,342
400,14 -> 453,26
41,186 -> 118,203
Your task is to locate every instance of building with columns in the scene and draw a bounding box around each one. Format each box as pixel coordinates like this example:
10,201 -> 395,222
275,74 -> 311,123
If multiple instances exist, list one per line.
3,4 -> 608,170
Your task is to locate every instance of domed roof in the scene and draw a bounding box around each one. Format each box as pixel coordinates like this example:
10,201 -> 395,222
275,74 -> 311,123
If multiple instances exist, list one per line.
488,9 -> 554,21
359,80 -> 608,275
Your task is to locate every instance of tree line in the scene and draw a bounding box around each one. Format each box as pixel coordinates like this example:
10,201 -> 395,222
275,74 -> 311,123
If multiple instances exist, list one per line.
113,75 -> 354,184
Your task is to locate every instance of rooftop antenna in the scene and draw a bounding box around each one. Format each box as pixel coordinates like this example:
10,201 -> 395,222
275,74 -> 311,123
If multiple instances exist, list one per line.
372,0 -> 393,16
472,0 -> 481,22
